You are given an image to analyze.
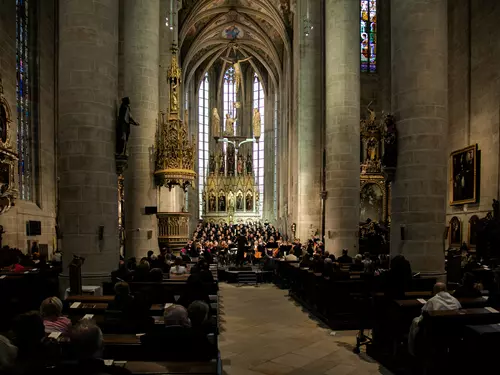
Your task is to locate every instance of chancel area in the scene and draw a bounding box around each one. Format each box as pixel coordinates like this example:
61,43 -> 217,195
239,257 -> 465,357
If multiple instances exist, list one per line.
2,0 -> 500,374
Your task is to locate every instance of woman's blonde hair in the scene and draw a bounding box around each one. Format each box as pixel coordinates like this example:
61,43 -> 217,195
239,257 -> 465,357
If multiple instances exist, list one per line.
40,296 -> 63,318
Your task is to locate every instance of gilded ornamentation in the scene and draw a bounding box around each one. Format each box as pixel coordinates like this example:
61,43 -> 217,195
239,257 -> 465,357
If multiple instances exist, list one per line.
0,75 -> 18,214
155,51 -> 196,191
157,212 -> 190,250
359,103 -> 395,227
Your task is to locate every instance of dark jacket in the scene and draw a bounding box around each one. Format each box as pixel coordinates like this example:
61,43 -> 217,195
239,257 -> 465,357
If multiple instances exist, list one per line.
140,326 -> 216,361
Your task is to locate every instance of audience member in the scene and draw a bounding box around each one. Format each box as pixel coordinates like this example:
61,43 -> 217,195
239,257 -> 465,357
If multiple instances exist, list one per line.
409,283 -> 461,357
384,255 -> 413,299
61,320 -> 132,375
350,254 -> 364,271
453,272 -> 482,299
188,300 -> 212,336
0,335 -> 17,374
337,249 -> 353,264
40,297 -> 72,334
177,273 -> 211,308
140,304 -> 216,361
133,261 -> 150,282
111,261 -> 134,283
170,257 -> 187,275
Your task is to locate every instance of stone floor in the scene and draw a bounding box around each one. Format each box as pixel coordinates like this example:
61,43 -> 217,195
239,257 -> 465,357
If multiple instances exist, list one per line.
219,283 -> 393,375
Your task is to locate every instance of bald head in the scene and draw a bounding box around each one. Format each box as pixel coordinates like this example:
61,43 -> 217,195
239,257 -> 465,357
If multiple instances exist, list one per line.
433,282 -> 447,295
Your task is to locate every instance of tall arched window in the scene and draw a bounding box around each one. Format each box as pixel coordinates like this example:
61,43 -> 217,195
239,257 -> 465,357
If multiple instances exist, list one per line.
198,73 -> 209,218
16,0 -> 37,201
223,67 -> 236,134
360,0 -> 377,73
253,73 -> 264,215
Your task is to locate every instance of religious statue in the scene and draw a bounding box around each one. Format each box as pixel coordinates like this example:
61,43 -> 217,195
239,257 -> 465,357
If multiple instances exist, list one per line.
237,154 -> 244,175
220,56 -> 253,94
212,108 -> 221,138
116,97 -> 140,155
209,153 -> 216,174
209,194 -> 216,212
246,152 -> 253,175
170,81 -> 179,113
228,192 -> 235,210
219,153 -> 225,175
227,145 -> 235,175
366,138 -> 378,161
224,113 -> 235,136
246,193 -> 253,211
219,195 -> 226,211
236,194 -> 244,210
253,108 -> 261,139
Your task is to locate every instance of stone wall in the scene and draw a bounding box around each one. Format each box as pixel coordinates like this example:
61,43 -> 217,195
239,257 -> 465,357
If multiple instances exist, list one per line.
0,0 -> 57,252
447,0 -> 500,247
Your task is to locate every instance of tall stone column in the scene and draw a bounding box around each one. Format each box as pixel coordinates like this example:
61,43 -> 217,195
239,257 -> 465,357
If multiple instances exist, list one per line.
324,0 -> 360,256
296,0 -> 323,241
123,0 -> 160,259
390,0 -> 447,274
58,0 -> 119,279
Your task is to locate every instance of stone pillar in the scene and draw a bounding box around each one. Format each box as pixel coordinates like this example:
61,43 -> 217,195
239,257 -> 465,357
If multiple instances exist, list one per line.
123,0 -> 160,259
390,0 -> 447,274
58,0 -> 119,279
296,0 -> 323,241
324,0 -> 360,256
159,0 -> 175,114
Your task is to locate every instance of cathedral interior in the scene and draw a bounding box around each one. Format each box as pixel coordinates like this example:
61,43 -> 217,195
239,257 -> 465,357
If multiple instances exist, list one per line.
0,0 -> 498,281
3,1 -> 500,374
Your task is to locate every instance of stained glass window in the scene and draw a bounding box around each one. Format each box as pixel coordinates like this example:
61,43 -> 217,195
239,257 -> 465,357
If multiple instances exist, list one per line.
253,73 -> 264,216
223,67 -> 236,135
360,0 -> 377,73
198,73 -> 209,219
16,0 -> 33,200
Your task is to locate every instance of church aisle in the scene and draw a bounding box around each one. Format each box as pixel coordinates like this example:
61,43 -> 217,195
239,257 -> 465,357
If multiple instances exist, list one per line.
219,283 -> 392,375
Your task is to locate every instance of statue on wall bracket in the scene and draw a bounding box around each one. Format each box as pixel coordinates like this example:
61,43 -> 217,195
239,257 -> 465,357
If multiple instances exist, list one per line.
116,97 -> 140,156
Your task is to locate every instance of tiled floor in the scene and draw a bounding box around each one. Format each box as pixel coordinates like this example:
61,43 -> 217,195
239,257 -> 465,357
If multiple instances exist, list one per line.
219,283 -> 392,375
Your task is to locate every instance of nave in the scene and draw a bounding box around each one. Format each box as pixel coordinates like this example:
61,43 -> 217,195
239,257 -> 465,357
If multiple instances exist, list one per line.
219,283 -> 390,375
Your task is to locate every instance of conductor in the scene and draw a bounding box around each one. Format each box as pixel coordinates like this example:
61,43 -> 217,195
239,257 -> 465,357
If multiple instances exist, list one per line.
236,231 -> 247,267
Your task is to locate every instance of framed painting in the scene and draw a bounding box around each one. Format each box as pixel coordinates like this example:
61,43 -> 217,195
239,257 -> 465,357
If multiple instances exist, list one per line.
468,215 -> 479,248
450,145 -> 477,205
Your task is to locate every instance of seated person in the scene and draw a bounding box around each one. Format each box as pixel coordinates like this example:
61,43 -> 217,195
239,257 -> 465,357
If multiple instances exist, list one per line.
284,249 -> 298,262
132,261 -> 150,282
312,254 -> 325,273
56,320 -> 132,375
170,257 -> 187,275
0,335 -> 17,374
453,272 -> 482,299
177,273 -> 211,308
111,261 -> 133,283
9,256 -> 26,273
337,249 -> 353,264
140,305 -> 216,361
12,312 -> 59,372
408,283 -> 461,356
40,296 -> 72,334
322,258 -> 335,278
148,268 -> 163,282
350,254 -> 364,271
188,300 -> 212,336
107,282 -> 153,331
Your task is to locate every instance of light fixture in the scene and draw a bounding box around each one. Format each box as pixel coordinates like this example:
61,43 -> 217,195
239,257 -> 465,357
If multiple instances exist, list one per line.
303,0 -> 313,37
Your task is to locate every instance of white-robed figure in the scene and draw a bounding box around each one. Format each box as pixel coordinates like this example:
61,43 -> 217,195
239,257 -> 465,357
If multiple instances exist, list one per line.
408,282 -> 461,356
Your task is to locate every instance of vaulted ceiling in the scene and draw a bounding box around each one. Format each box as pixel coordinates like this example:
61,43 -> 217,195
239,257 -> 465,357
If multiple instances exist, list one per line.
179,0 -> 293,89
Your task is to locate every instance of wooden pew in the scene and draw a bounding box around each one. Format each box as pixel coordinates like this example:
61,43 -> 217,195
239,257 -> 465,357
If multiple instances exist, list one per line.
123,361 -> 217,374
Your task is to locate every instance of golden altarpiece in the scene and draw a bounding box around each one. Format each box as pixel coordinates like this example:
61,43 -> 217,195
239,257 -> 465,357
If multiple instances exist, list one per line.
201,55 -> 261,225
0,76 -> 18,215
359,107 -> 393,227
154,49 -> 196,250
